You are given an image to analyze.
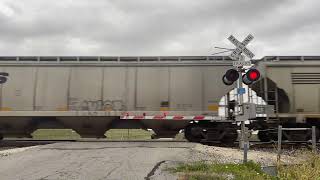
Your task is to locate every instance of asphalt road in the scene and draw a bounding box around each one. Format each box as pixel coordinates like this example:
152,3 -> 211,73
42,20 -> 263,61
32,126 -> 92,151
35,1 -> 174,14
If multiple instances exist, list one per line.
0,141 -> 202,180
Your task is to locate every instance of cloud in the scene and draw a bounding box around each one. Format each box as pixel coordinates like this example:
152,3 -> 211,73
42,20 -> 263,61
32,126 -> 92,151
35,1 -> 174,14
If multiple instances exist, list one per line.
0,0 -> 319,58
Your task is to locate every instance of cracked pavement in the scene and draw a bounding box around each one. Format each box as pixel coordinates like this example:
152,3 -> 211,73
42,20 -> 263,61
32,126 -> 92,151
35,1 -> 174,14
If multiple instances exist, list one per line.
0,141 -> 201,180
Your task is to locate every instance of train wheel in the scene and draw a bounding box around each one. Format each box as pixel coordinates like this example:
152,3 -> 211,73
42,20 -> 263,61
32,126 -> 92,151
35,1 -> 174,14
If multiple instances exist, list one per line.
220,128 -> 238,143
184,123 -> 205,143
258,131 -> 271,142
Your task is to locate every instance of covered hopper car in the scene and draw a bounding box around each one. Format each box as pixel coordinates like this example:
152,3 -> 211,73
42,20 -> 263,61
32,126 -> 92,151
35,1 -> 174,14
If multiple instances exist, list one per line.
0,56 -> 237,142
251,56 -> 320,141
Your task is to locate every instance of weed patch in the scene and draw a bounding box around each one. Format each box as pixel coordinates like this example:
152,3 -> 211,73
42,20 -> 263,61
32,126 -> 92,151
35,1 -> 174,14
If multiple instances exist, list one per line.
171,161 -> 274,180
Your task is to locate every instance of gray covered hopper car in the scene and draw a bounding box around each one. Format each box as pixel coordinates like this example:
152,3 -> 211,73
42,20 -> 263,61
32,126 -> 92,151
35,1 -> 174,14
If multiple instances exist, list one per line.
252,56 -> 320,142
0,56 -> 236,140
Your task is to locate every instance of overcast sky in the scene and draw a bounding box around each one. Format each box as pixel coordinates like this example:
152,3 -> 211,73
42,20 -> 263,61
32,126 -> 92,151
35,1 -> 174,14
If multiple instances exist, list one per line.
0,0 -> 319,58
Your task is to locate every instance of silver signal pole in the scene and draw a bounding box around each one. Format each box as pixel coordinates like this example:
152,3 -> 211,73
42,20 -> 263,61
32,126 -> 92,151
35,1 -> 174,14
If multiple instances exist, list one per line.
235,55 -> 248,163
238,62 -> 248,163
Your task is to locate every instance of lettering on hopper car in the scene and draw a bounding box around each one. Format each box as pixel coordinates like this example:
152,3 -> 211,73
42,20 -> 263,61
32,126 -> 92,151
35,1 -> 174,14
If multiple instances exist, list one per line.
176,104 -> 193,109
68,98 -> 126,111
0,72 -> 9,84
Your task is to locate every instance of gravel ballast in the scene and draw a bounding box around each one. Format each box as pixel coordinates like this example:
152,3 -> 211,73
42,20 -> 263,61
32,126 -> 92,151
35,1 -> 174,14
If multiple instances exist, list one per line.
192,144 -> 305,166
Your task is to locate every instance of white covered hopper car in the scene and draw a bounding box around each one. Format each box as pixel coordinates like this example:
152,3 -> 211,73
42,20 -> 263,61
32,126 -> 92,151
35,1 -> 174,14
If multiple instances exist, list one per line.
0,56 -> 237,141
251,56 -> 320,141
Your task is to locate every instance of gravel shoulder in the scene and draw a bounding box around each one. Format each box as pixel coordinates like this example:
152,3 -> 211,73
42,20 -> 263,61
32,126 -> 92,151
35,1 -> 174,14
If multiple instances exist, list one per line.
192,144 -> 305,166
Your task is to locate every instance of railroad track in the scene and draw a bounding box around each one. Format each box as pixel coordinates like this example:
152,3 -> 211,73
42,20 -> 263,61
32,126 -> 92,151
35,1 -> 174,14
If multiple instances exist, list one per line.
249,141 -> 320,150
0,139 -> 190,149
1,139 -> 319,150
201,140 -> 320,149
1,138 -> 188,143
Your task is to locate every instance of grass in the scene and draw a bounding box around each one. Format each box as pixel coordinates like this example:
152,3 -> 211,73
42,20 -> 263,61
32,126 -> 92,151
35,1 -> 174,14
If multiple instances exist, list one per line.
32,129 -> 81,140
171,161 -> 274,180
277,152 -> 320,180
31,129 -> 153,140
172,151 -> 320,180
106,129 -> 152,140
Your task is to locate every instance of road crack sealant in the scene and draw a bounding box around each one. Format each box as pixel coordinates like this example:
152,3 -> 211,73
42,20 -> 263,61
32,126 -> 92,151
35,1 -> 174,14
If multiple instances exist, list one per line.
144,160 -> 166,180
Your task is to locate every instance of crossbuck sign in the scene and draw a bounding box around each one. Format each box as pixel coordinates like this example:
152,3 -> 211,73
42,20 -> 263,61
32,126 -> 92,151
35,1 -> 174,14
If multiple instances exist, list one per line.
228,34 -> 255,61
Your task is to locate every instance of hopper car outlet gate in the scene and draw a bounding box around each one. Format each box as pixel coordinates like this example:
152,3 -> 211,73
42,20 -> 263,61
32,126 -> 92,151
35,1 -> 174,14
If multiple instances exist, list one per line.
0,56 -> 320,143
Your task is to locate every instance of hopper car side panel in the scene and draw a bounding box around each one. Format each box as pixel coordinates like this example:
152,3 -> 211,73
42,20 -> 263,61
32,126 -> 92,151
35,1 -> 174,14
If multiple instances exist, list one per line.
103,67 -> 127,111
170,67 -> 202,111
36,67 -> 69,111
69,67 -> 103,111
260,62 -> 320,116
136,67 -> 169,111
2,67 -> 36,111
0,65 -> 234,113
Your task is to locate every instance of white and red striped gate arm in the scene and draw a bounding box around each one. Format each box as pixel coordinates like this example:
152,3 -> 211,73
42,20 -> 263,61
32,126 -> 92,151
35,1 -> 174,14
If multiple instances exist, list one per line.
120,114 -> 226,121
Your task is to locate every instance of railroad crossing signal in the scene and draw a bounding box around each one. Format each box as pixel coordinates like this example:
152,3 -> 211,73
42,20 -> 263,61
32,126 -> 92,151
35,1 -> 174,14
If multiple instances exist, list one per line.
224,34 -> 256,158
228,34 -> 255,60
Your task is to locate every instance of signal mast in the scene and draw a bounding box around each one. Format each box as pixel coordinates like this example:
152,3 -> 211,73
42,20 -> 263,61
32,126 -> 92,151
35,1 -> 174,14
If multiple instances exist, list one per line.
214,34 -> 260,163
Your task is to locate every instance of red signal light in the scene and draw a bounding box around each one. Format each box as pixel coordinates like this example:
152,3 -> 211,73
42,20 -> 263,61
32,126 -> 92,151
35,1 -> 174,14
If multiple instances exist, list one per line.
242,69 -> 260,85
248,69 -> 260,81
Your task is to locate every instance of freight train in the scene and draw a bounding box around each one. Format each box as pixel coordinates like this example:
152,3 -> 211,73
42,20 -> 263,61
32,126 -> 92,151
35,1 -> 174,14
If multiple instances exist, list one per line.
0,56 -> 319,142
